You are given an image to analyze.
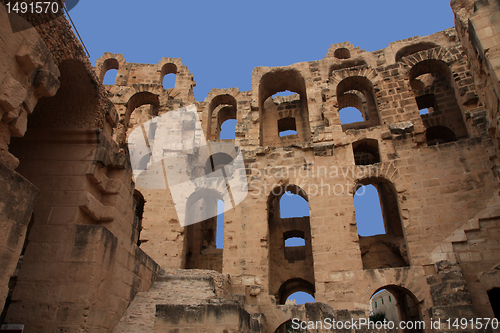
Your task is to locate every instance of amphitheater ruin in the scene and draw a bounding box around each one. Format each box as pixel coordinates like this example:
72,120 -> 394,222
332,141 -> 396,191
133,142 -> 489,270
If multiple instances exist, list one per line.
1,0 -> 500,331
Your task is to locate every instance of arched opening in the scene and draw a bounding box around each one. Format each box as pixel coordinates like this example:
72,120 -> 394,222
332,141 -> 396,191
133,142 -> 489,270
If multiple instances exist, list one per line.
370,286 -> 423,332
425,125 -> 457,146
488,288 -> 500,319
183,190 -> 223,273
259,70 -> 311,146
160,63 -> 177,90
334,47 -> 351,59
217,104 -> 237,140
99,58 -> 119,84
208,94 -> 237,141
409,59 -> 468,142
277,278 -> 315,305
337,76 -> 379,130
120,92 -> 160,146
268,185 -> 315,303
103,69 -> 118,85
353,139 -> 380,165
354,179 -> 408,269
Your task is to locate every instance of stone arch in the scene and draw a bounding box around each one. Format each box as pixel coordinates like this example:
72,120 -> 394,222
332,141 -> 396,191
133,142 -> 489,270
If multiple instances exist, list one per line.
329,59 -> 368,75
330,68 -> 381,130
118,90 -> 160,146
277,278 -> 315,305
400,46 -> 455,69
157,57 -> 195,101
325,41 -> 363,59
370,285 -> 424,330
404,52 -> 469,142
95,52 -> 126,84
334,47 -> 351,59
395,42 -> 440,63
267,184 -> 314,304
206,92 -> 238,140
258,68 -> 311,146
160,62 -> 178,89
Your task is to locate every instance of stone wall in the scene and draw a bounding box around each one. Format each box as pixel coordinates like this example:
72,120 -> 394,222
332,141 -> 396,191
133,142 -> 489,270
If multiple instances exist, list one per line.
1,0 -> 500,332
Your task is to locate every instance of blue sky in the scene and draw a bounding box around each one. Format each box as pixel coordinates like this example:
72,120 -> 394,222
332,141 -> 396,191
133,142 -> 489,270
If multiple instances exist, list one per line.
67,0 -> 455,304
69,0 -> 455,100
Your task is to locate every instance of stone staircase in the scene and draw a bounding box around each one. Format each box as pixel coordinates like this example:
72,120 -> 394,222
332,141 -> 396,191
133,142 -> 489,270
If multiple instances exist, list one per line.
112,269 -> 229,333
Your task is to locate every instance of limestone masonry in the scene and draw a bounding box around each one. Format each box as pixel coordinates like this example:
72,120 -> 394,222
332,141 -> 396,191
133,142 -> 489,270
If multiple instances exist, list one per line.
1,0 -> 500,332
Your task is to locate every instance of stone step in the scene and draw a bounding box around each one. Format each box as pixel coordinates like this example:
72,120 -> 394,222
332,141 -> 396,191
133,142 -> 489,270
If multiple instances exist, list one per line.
112,269 -> 223,333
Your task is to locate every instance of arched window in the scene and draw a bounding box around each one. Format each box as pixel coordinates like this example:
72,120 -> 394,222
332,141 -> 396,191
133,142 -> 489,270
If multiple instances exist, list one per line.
103,69 -> 118,85
259,70 -> 311,146
354,179 -> 408,269
409,59 -> 468,142
334,47 -> 351,59
277,278 -> 315,305
337,76 -> 379,130
217,103 -> 237,140
208,94 -> 237,140
99,58 -> 119,84
161,63 -> 177,89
